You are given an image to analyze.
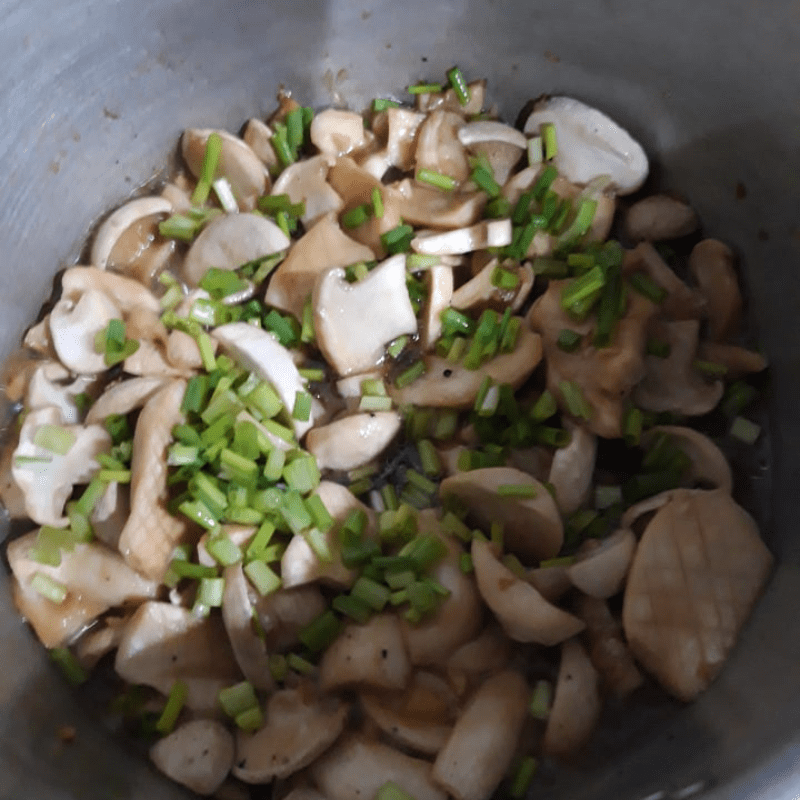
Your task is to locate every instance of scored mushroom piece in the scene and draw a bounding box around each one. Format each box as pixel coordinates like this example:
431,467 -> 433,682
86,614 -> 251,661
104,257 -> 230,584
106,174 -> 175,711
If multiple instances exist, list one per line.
472,539 -> 584,645
25,362 -> 94,424
181,128 -> 268,210
420,265 -> 454,350
523,96 -> 649,194
688,239 -> 743,342
542,638 -> 602,758
310,109 -> 368,157
270,154 -> 343,227
213,323 -> 314,438
150,720 -> 235,797
115,601 -> 240,712
548,421 -> 597,516
440,467 -> 563,562
313,255 -> 418,377
622,489 -> 773,701
415,109 -> 470,184
311,735 -> 447,800
411,219 -> 512,256
90,196 -> 172,270
566,528 -> 637,599
265,212 -> 376,320
305,412 -> 401,472
393,179 -> 486,229
319,613 -> 411,691
390,325 -> 543,409
233,687 -> 349,783
182,212 -> 290,287
624,194 -> 699,242
432,669 -> 530,800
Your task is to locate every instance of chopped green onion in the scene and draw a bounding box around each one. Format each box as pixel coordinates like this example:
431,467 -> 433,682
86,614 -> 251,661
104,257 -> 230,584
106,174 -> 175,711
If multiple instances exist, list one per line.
646,338 -> 672,358
167,560 -> 218,580
530,390 -> 557,421
561,266 -> 606,311
730,416 -> 761,445
302,527 -> 333,562
342,203 -> 372,228
195,576 -> 225,608
292,391 -> 313,423
286,653 -> 316,676
270,123 -> 295,167
628,272 -> 668,304
158,213 -> 202,242
722,381 -> 758,417
446,66 -> 471,106
557,329 -> 582,353
219,681 -> 259,719
491,266 -> 520,291
348,478 -> 372,496
371,186 -> 384,219
595,484 -> 623,510
555,198 -> 597,252
154,679 -> 189,735
559,380 -> 592,419
235,706 -> 264,733
206,532 -> 243,567
246,520 -> 276,561
96,469 -> 131,484
268,654 -> 288,683
395,360 -> 426,389
281,489 -> 313,534
351,576 -> 391,611
373,98 -> 400,112
484,196 -> 512,218
30,572 -> 67,604
529,679 -> 552,719
50,647 -> 89,685
416,439 -> 441,477
541,122 -> 558,160
693,359 -> 728,378
332,594 -> 372,624
381,224 -> 415,255
406,254 -> 441,271
471,166 -> 501,198
497,483 -> 537,498
246,382 -> 282,419
407,82 -> 444,94
509,756 -> 539,799
527,135 -> 543,166
405,468 -> 437,496
191,132 -> 223,206
244,560 -> 281,596
284,454 -> 320,494
622,405 -> 643,446
359,395 -> 393,412
251,251 -> 286,285
459,552 -> 474,573
298,609 -> 342,654
417,169 -> 458,191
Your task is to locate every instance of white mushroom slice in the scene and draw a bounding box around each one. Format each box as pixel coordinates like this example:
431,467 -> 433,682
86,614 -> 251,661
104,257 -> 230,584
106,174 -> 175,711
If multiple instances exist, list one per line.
394,180 -> 486,229
441,467 -> 563,563
165,330 -> 204,372
213,323 -> 312,438
391,325 -> 543,409
12,407 -> 111,527
122,340 -> 190,379
90,196 -> 172,270
523,96 -> 649,194
415,110 -> 470,184
61,266 -> 161,314
643,425 -> 733,494
458,120 -> 528,150
319,613 -> 411,691
472,539 -> 584,645
182,128 -> 267,211
385,108 -> 427,170
234,687 -> 348,783
117,380 -> 189,580
222,563 -> 272,691
242,118 -> 278,169
358,148 -> 393,181
624,194 -> 699,242
619,489 -> 680,531
115,601 -> 240,711
567,528 -> 636,599
421,266 -> 454,350
271,154 -> 343,227
511,263 -> 535,311
150,720 -> 235,796
23,317 -> 56,358
161,180 -> 193,213
633,319 -> 724,415
75,615 -> 129,670
525,564 -> 573,603
26,362 -> 94,424
360,671 -> 459,755
446,625 -> 513,688
548,421 -> 597,516
622,489 -> 773,701
265,213 -> 375,319
698,341 -> 767,380
254,586 -> 328,652
310,109 -> 367,157
90,480 -> 129,550
501,166 -> 539,204
469,140 -> 525,186
305,412 -> 401,472
576,595 -> 644,699
85,376 -> 166,425
412,219 -> 512,256
313,255 -> 417,377
312,736 -> 447,800
688,239 -> 742,342
543,638 -> 602,758
49,288 -> 120,375
183,212 -> 290,287
432,670 -> 530,800
335,370 -> 383,400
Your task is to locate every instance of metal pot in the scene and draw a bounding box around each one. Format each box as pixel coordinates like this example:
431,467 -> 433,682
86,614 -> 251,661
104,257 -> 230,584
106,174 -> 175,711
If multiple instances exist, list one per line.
0,1 -> 798,798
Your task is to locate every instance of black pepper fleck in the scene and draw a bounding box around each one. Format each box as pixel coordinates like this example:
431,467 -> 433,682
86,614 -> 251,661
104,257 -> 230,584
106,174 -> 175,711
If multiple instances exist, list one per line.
443,369 -> 453,377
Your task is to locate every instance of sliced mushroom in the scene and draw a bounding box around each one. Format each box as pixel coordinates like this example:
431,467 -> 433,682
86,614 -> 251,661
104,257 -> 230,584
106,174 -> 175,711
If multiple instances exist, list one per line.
567,528 -> 636,599
420,265 -> 454,350
313,255 -> 417,377
432,670 -> 530,800
253,586 -> 328,653
415,109 -> 470,184
445,625 -> 513,690
416,80 -> 485,117
117,380 -> 189,580
633,319 -> 724,415
23,317 -> 56,358
233,687 -> 348,783
393,180 -> 486,229
213,323 -> 313,438
441,467 -> 562,563
271,154 -> 343,227
643,425 -> 733,494
150,720 -> 235,796
360,671 -> 459,756
623,489 -> 773,701
472,539 -> 584,645
391,325 -> 542,409
411,219 -> 512,256
74,614 -> 129,670
525,563 -> 573,603
384,107 -> 427,171
311,736 -> 447,800
265,212 -> 375,319
688,239 -> 742,342
543,638 -> 602,758
548,421 -> 597,516
242,118 -> 278,169
305,412 -> 401,472
523,96 -> 648,194
624,194 -> 699,242
310,109 -> 368,157
61,266 -> 161,314
85,376 -> 167,425
90,196 -> 172,270
182,128 -> 267,211
26,362 -> 94,424
115,601 -> 240,711
458,120 -> 528,150
319,613 -> 411,691
166,330 -> 206,372
511,263 -> 535,311
183,212 -> 290,287
90,479 -> 129,550
12,407 -> 111,527
449,257 -> 524,312
122,340 -> 191,379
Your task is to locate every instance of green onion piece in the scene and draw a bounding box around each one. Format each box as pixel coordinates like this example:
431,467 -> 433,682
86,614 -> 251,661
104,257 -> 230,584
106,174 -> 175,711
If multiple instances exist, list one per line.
200,267 -> 249,300
50,647 -> 89,685
622,405 -> 643,446
371,186 -> 384,219
484,196 -> 512,218
471,166 -> 501,198
559,380 -> 592,420
376,782 -> 417,800
155,679 -> 189,735
286,653 -> 316,676
395,360 -> 426,389
407,82 -> 444,94
555,198 -> 597,252
385,569 -> 415,590
281,489 -> 313,534
380,483 -> 399,512
527,135 -> 543,166
646,338 -> 672,358
190,132 -> 222,206
406,580 -> 439,615
196,576 -> 224,608
693,359 -> 728,378
721,381 -> 757,417
440,307 -> 476,337
530,390 -> 557,422
181,375 -> 209,414
159,213 -> 201,242
245,520 -> 276,561
332,594 -> 373,624
304,494 -> 334,534
219,681 -> 258,719
263,447 -> 286,483
500,317 -> 522,353
509,756 -> 539,799
595,484 -> 623,509
285,107 -> 304,156
557,329 -> 582,353
405,468 -> 437,496
250,251 -> 286,285
244,560 -> 281,596
373,98 -> 400,112
33,423 -> 76,455
257,194 -> 304,216
539,555 -> 576,568
284,454 -> 320,495
381,224 -> 415,255
349,478 -> 372,496
220,448 -> 259,487
246,382 -> 283,420
270,123 -> 294,167
168,560 -> 218,581
491,266 -> 520,291
406,254 -> 441,271
299,367 -> 325,384
298,609 -> 342,654
206,533 -> 243,567
459,552 -> 474,574
446,66 -> 471,106
416,439 -> 441,478
96,469 -> 131,484
497,483 -> 537,498
532,164 -> 559,201
529,679 -> 552,720
359,395 -> 393,412
292,391 -> 313,423
628,272 -> 668,304
730,416 -> 761,445
351,576 -> 391,611
196,332 -> 217,371
561,265 -> 606,311
234,706 -> 264,733
417,169 -> 458,191
342,203 -> 372,228
541,122 -> 558,160
302,527 -> 333,562
622,470 -> 683,505
268,654 -> 288,683
30,572 -> 67,604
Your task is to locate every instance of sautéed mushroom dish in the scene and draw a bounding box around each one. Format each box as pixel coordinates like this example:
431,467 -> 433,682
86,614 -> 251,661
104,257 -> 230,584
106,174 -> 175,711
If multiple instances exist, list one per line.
0,69 -> 773,800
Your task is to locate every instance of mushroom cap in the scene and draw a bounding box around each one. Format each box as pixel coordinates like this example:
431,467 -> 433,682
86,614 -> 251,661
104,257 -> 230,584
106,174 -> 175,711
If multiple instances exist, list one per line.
271,154 -> 343,227
420,265 -> 455,350
25,362 -> 94,424
567,528 -> 637,599
243,117 -> 279,168
624,194 -> 699,243
688,238 -> 743,342
310,109 -> 368,157
305,411 -> 401,472
548,421 -> 597,516
457,120 -> 528,150
394,179 -> 486,229
415,109 -> 470,184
